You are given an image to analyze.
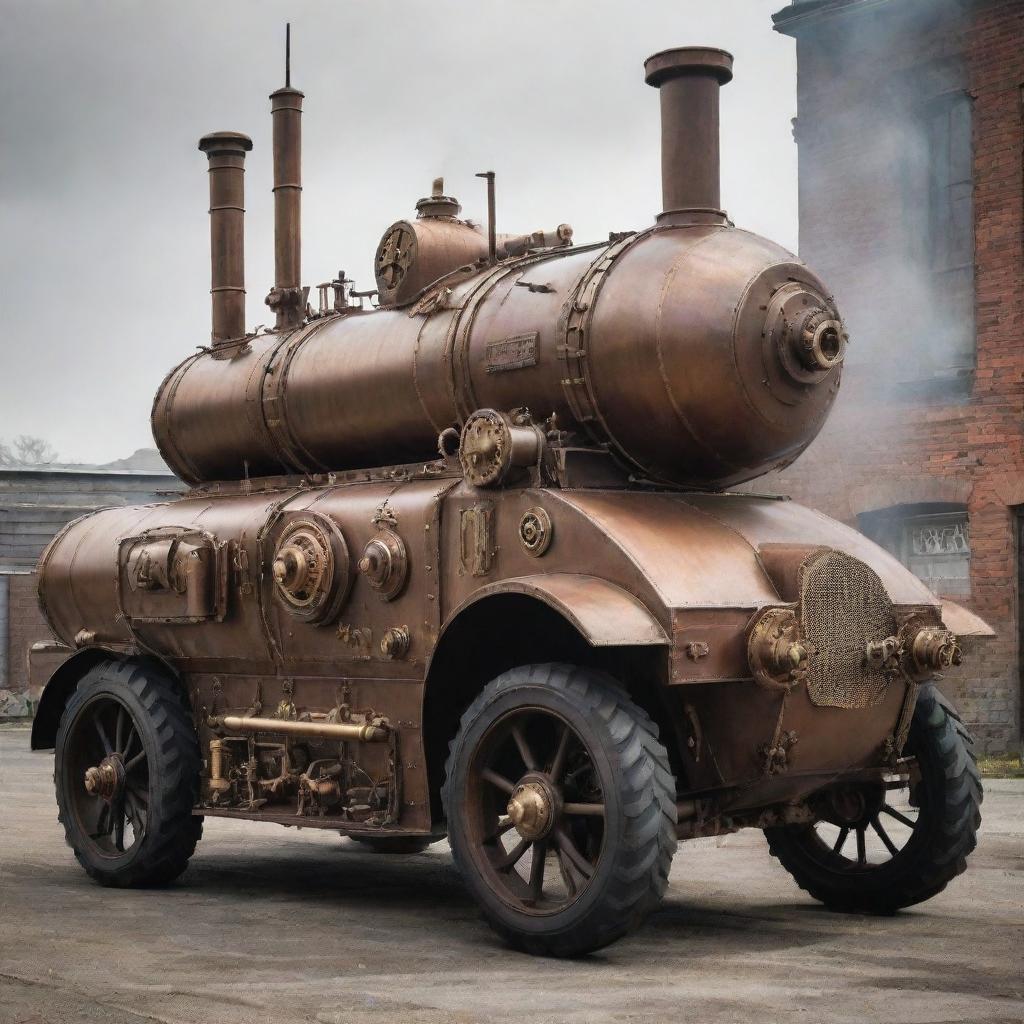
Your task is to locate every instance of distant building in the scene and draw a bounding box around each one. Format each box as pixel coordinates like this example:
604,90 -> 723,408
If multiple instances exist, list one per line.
767,0 -> 1023,754
0,456 -> 180,704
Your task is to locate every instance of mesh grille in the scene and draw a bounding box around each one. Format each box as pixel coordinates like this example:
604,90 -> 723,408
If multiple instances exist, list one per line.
799,549 -> 897,709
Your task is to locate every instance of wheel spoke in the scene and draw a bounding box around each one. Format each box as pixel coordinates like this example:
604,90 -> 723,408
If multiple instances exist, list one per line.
125,792 -> 147,835
554,826 -> 594,879
832,826 -> 850,855
494,837 -> 531,871
549,724 -> 571,783
880,803 -> 917,829
556,846 -> 579,896
527,840 -> 548,903
481,768 -> 515,795
510,723 -> 537,772
125,750 -> 147,773
487,817 -> 516,842
562,802 -> 605,817
89,801 -> 112,839
871,815 -> 899,857
122,727 -> 138,761
115,706 -> 126,755
855,826 -> 867,866
113,799 -> 125,852
94,716 -> 113,755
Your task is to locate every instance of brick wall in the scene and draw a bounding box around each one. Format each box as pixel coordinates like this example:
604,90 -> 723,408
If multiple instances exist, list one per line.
4,572 -> 53,698
771,0 -> 1024,754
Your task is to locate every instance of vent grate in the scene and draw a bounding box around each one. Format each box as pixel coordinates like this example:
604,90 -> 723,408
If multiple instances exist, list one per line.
799,549 -> 897,709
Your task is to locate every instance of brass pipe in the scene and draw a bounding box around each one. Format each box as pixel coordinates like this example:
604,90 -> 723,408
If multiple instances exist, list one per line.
197,131 -> 253,344
210,714 -> 388,742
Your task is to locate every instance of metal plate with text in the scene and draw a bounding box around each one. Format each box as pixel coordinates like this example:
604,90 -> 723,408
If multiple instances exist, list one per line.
485,332 -> 539,373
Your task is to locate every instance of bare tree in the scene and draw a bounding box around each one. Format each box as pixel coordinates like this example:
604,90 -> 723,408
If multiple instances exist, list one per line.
0,434 -> 59,467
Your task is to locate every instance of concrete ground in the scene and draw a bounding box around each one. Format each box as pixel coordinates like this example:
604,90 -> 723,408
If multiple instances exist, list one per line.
1,725 -> 1022,1024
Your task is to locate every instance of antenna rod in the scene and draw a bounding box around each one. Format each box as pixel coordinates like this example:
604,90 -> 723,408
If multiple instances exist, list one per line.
285,22 -> 291,88
476,171 -> 497,266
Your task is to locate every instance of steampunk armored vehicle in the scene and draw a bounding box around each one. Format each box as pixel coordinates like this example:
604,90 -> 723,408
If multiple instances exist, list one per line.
31,40 -> 983,957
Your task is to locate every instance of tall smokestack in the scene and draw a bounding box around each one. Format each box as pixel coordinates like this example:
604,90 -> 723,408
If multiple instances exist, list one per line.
644,47 -> 734,223
267,23 -> 305,330
198,131 -> 253,345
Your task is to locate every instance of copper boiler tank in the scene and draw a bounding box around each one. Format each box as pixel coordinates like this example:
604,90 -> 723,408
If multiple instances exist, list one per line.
153,47 -> 847,489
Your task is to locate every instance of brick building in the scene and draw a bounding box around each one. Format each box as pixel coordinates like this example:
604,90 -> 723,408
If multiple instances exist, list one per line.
0,465 -> 180,708
768,0 -> 1023,754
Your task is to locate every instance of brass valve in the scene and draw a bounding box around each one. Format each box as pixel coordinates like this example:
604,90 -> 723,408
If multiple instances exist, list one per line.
358,528 -> 408,601
865,635 -> 901,670
748,608 -> 811,692
909,627 -> 962,674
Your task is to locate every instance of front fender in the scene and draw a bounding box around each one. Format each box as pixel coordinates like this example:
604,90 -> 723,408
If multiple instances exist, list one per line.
440,573 -> 669,649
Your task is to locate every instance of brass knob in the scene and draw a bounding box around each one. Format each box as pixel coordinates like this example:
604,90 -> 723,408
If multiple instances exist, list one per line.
273,544 -> 309,591
380,626 -> 410,660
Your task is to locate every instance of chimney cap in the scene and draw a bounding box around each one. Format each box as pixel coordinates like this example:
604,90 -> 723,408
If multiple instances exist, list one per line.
198,131 -> 254,155
644,47 -> 734,88
415,176 -> 462,219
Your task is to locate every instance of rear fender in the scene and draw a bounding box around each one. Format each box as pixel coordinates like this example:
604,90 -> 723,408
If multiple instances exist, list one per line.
30,647 -> 179,750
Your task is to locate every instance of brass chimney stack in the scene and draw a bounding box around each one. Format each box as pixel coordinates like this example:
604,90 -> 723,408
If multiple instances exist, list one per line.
197,131 -> 253,345
644,47 -> 734,224
266,23 -> 305,330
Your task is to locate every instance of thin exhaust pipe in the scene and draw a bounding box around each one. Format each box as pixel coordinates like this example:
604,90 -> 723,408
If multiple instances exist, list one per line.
266,23 -> 305,330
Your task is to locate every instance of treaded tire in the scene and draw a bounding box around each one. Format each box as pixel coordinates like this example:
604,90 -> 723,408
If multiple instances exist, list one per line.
765,683 -> 982,913
54,659 -> 203,887
442,663 -> 677,957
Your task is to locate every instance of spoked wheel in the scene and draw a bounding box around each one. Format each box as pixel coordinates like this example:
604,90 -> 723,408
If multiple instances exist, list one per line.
67,694 -> 150,856
468,707 -> 607,912
766,684 -> 982,913
55,659 -> 203,887
809,764 -> 922,869
444,664 -> 677,957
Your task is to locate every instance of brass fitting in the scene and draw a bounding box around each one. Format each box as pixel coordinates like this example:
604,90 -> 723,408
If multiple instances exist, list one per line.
206,738 -> 232,794
83,761 -> 119,800
865,635 -> 901,669
380,626 -> 410,660
909,627 -> 962,674
459,409 -> 545,488
748,607 -> 810,692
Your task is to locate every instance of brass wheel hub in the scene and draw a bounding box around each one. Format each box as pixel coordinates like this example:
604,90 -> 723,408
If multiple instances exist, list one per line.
84,755 -> 125,803
506,778 -> 558,842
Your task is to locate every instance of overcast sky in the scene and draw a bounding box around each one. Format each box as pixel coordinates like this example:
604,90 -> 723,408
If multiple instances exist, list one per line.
0,0 -> 798,465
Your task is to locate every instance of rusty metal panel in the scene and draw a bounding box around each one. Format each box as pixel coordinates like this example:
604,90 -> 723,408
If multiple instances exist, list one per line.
683,494 -> 939,608
670,609 -> 752,683
549,490 -> 778,609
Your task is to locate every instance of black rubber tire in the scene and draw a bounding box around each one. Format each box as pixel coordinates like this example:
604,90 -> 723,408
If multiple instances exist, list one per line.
442,663 -> 677,957
54,659 -> 203,887
765,683 -> 982,913
347,835 -> 441,854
